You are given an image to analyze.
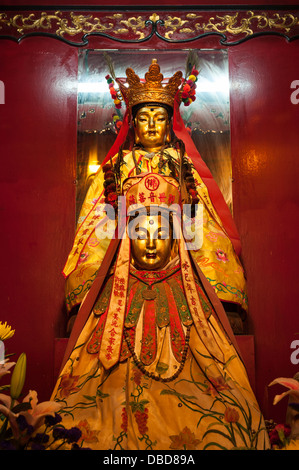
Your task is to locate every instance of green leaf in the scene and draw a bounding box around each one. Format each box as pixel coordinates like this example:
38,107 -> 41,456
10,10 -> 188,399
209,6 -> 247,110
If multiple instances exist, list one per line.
139,399 -> 149,405
203,441 -> 229,450
129,399 -> 149,413
202,428 -> 235,444
12,402 -> 32,413
129,401 -> 139,413
223,355 -> 237,370
83,395 -> 96,402
160,389 -> 197,400
97,390 -> 110,399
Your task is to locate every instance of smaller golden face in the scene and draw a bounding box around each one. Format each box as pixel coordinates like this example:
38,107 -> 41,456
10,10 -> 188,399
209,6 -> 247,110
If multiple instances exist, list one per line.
134,106 -> 169,152
130,213 -> 173,271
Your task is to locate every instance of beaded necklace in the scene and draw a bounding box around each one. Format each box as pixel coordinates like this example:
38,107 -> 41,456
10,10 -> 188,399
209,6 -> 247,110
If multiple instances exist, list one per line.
124,325 -> 191,383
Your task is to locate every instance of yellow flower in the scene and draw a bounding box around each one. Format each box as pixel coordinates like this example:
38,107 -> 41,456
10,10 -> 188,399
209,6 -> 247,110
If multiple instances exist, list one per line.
0,321 -> 15,341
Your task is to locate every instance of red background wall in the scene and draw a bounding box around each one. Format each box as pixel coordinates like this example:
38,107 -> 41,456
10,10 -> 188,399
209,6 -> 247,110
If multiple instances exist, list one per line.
229,39 -> 299,421
0,2 -> 298,425
0,39 -> 78,400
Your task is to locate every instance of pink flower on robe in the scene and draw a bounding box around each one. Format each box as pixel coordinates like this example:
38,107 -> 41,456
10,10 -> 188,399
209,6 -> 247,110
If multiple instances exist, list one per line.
78,252 -> 89,265
215,249 -> 229,262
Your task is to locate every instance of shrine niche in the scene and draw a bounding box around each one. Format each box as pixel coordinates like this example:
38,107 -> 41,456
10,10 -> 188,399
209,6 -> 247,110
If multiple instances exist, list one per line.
46,48 -> 263,449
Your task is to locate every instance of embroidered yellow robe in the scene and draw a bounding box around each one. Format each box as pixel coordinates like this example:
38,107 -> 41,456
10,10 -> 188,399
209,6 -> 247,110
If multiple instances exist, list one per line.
50,259 -> 269,450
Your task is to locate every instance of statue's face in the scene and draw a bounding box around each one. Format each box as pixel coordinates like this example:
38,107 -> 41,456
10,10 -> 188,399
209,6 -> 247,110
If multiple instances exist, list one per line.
134,106 -> 169,151
130,213 -> 172,271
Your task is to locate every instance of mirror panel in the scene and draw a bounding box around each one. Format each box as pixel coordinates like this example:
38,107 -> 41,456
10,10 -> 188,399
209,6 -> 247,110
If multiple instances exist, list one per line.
76,49 -> 231,222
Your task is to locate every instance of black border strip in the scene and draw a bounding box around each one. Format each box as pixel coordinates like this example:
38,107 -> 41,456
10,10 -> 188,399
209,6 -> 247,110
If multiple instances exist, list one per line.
0,4 -> 298,12
1,30 -> 298,48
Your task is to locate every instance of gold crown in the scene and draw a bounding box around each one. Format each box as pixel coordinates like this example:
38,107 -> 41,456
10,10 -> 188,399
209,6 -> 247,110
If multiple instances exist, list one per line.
116,59 -> 183,110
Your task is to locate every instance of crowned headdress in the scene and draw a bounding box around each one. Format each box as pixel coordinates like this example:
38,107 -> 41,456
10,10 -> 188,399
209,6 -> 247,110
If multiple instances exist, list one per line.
116,59 -> 183,110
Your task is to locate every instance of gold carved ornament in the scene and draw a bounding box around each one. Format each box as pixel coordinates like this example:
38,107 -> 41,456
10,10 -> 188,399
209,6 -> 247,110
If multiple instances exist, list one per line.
0,10 -> 298,42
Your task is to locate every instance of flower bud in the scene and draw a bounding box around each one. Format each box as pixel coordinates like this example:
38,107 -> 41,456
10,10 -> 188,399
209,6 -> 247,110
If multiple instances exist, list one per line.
10,353 -> 26,400
224,406 -> 239,423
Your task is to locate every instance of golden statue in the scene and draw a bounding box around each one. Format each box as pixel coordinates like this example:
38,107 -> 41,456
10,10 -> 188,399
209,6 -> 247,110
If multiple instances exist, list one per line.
49,171 -> 270,449
64,59 -> 247,336
48,59 -> 271,449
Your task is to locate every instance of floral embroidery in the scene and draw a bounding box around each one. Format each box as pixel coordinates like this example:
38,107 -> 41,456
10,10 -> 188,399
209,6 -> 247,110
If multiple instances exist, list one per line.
77,252 -> 89,265
87,237 -> 100,248
224,406 -> 240,423
206,231 -> 226,243
162,367 -> 268,450
66,269 -> 98,309
132,367 -> 143,386
134,408 -> 149,436
58,373 -> 80,399
77,419 -> 100,444
121,407 -> 128,433
169,427 -> 200,450
129,367 -> 156,449
216,249 -> 229,262
203,375 -> 231,397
